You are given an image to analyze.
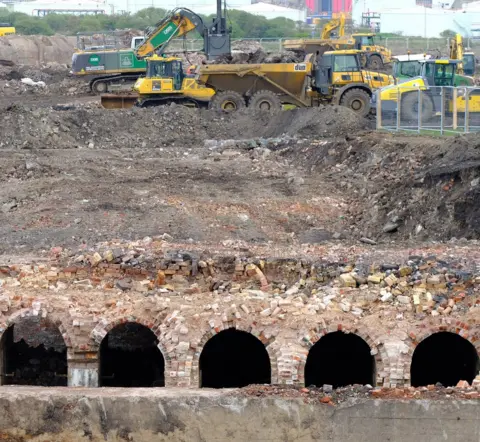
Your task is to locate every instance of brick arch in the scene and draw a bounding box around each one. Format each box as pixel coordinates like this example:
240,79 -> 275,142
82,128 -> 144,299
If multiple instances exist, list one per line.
299,323 -> 387,387
190,319 -> 278,387
406,321 -> 480,384
0,307 -> 73,348
90,316 -> 172,384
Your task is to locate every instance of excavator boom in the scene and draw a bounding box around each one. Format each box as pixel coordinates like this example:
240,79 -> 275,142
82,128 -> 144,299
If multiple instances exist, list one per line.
321,13 -> 345,39
135,8 -> 204,59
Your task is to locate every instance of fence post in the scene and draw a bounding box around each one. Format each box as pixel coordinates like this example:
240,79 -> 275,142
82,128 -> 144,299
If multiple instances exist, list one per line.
279,38 -> 283,52
376,89 -> 382,130
452,88 -> 458,130
440,87 -> 445,135
396,86 -> 401,131
426,38 -> 429,50
418,88 -> 423,134
406,37 -> 409,50
465,88 -> 470,133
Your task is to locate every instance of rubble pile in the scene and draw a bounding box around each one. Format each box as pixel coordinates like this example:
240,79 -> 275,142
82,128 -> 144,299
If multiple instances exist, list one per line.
0,62 -> 88,99
0,237 -> 478,326
279,132 -> 480,241
240,382 -> 480,404
0,105 -> 365,149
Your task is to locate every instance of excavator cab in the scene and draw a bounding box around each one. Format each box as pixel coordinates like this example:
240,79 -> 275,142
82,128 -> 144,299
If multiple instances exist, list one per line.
463,53 -> 476,76
145,57 -> 184,90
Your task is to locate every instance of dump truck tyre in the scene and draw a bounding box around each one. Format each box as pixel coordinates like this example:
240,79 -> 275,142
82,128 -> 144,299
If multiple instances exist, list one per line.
209,91 -> 246,111
249,90 -> 281,112
368,55 -> 383,70
339,88 -> 371,117
401,92 -> 434,122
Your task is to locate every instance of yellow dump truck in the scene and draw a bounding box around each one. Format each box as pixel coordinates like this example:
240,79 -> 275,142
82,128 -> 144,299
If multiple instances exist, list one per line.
196,49 -> 393,116
0,23 -> 15,37
282,15 -> 391,70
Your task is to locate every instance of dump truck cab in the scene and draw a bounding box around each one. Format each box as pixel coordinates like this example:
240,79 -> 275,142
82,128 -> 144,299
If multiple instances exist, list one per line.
352,33 -> 392,69
314,49 -> 393,115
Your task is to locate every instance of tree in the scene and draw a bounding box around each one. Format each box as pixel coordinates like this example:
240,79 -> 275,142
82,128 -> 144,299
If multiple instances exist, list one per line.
440,29 -> 456,38
14,16 -> 54,35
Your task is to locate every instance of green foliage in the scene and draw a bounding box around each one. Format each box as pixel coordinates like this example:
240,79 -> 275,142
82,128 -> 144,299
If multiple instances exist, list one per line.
14,16 -> 54,35
0,7 -> 308,38
440,29 -> 456,38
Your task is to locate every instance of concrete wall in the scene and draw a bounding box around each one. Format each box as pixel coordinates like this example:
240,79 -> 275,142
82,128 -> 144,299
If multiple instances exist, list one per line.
0,35 -> 76,66
0,387 -> 477,441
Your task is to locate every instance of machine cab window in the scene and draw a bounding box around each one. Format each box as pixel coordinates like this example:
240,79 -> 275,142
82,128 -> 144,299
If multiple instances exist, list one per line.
333,55 -> 360,72
425,62 -> 456,86
356,35 -> 375,47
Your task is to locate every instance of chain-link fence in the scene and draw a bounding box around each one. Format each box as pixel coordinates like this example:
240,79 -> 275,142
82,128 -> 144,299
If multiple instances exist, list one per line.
376,85 -> 480,134
167,36 -> 480,57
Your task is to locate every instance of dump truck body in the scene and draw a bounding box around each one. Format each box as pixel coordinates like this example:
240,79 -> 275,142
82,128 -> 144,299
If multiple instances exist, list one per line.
197,62 -> 312,107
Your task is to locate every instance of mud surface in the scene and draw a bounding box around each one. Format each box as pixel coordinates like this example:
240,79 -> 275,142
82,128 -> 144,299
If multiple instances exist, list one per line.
0,54 -> 477,256
0,92 -> 478,256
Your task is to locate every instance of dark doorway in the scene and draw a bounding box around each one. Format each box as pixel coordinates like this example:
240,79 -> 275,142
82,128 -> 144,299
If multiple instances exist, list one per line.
199,328 -> 271,388
100,322 -> 165,387
1,318 -> 67,386
411,332 -> 479,387
305,331 -> 375,388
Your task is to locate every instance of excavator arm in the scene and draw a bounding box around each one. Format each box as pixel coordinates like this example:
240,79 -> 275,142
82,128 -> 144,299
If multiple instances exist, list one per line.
321,13 -> 345,40
135,8 -> 205,59
450,34 -> 465,74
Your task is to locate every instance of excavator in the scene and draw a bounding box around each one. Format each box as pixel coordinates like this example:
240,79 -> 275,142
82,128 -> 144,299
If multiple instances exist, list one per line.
450,34 -> 476,77
282,14 -> 392,69
71,3 -> 230,94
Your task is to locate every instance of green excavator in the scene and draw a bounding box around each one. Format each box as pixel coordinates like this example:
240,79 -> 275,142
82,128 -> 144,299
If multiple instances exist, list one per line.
70,3 -> 231,94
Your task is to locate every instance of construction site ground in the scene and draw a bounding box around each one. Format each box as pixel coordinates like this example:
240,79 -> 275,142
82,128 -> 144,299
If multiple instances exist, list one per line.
0,59 -> 479,258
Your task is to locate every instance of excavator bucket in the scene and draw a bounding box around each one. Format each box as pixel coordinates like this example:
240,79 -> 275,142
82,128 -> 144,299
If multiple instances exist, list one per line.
100,94 -> 138,109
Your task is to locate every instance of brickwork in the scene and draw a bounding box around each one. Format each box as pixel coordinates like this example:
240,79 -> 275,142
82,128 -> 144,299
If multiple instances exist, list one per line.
0,246 -> 479,388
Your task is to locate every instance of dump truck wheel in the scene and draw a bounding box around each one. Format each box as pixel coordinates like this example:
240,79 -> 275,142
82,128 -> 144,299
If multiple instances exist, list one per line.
249,90 -> 281,112
339,88 -> 371,117
368,55 -> 383,70
210,91 -> 245,111
401,92 -> 434,122
92,80 -> 108,95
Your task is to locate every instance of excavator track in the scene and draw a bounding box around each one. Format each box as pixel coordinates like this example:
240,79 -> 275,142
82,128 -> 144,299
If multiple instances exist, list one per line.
89,74 -> 142,95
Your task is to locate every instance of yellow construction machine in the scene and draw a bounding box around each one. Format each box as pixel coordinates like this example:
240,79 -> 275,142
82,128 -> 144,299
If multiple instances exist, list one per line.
101,55 -> 214,108
282,14 -> 392,69
0,23 -> 15,36
376,59 -> 480,121
450,34 -> 476,77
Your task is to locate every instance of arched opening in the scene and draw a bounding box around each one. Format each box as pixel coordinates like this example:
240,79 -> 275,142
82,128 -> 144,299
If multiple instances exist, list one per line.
411,332 -> 480,387
199,328 -> 271,388
305,331 -> 375,388
99,322 -> 165,387
0,317 -> 67,386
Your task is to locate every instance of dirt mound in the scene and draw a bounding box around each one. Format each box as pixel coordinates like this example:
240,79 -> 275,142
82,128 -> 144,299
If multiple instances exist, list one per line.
280,132 -> 480,242
0,105 -> 362,150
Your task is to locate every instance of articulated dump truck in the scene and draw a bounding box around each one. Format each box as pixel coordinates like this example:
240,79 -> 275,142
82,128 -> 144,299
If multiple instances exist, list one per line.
103,50 -> 393,117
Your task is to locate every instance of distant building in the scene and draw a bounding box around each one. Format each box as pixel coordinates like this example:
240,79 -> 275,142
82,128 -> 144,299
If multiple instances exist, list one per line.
11,0 -> 106,15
